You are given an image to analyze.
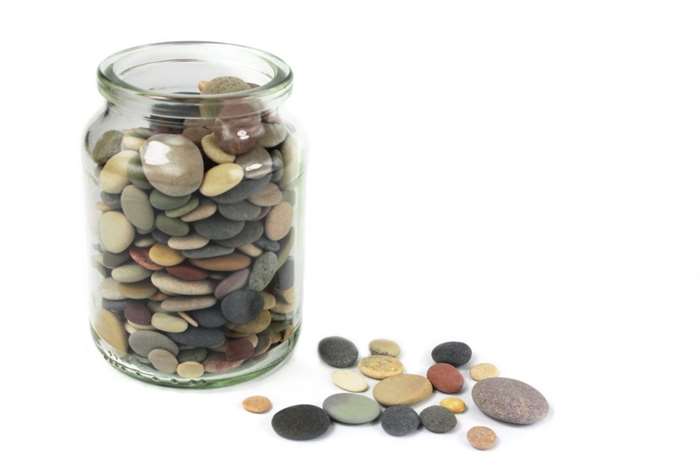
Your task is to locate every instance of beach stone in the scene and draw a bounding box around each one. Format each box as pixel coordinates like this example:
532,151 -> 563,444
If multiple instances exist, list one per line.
129,247 -> 163,271
264,202 -> 293,241
149,190 -> 191,210
190,307 -> 227,328
216,221 -> 264,248
140,134 -> 204,197
156,214 -> 190,237
200,76 -> 251,94
165,197 -> 199,218
93,309 -> 128,355
181,200 -> 217,222
176,361 -> 205,379
118,280 -> 157,299
221,289 -> 263,325
248,252 -> 277,291
183,244 -> 235,259
280,134 -> 301,188
99,211 -> 135,254
100,251 -> 130,268
224,338 -> 255,361
100,191 -> 121,209
161,296 -> 217,312
127,153 -> 151,189
203,353 -> 243,373
214,269 -> 250,298
261,292 -> 277,309
332,369 -> 369,393
201,133 -> 235,164
243,396 -> 272,414
121,186 -> 154,231
369,339 -> 400,357
380,406 -> 421,437
432,341 -> 472,366
178,348 -> 208,363
237,146 -> 273,179
165,264 -> 208,281
359,356 -> 404,380
214,102 -> 264,154
218,201 -> 261,221
212,174 -> 272,204
440,397 -> 467,414
469,363 -> 500,381
318,336 -> 358,368
190,254 -> 251,272
255,237 -> 280,252
134,236 -> 155,247
272,405 -> 331,441
151,312 -> 188,333
167,327 -> 225,348
111,264 -> 152,283
471,378 -> 549,425
148,244 -> 184,267
148,348 -> 178,373
100,150 -> 135,193
100,278 -> 124,300
420,406 -> 457,433
427,363 -> 464,394
231,309 -> 271,335
373,374 -> 433,406
128,330 -> 179,356
151,229 -> 170,244
102,298 -> 130,313
249,183 -> 283,207
168,234 -> 209,251
124,302 -> 152,326
323,393 -> 381,425
467,426 -> 498,450
276,229 -> 294,267
194,215 -> 244,240
201,163 -> 244,197
275,259 -> 294,289
92,130 -> 123,164
259,122 -> 288,148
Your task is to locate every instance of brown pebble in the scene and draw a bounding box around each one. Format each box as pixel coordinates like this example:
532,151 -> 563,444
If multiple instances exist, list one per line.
166,264 -> 209,281
191,254 -> 251,272
467,426 -> 498,450
427,363 -> 465,394
128,247 -> 163,271
243,396 -> 272,414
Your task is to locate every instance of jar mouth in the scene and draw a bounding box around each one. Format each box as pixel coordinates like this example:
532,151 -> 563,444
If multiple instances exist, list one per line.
97,41 -> 293,117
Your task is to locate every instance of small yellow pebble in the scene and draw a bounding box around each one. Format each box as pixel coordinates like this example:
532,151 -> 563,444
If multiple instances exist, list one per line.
359,355 -> 404,380
467,426 -> 498,450
148,243 -> 184,267
176,361 -> 205,379
440,397 -> 467,414
200,163 -> 244,197
201,133 -> 236,164
469,363 -> 500,381
243,396 -> 272,414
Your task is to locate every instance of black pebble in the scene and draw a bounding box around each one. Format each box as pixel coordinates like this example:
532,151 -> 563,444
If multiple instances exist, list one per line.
271,405 -> 331,441
431,341 -> 472,366
380,406 -> 421,437
318,336 -> 358,368
419,406 -> 457,433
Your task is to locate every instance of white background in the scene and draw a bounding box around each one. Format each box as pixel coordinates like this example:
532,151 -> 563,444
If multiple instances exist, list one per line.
1,1 -> 699,464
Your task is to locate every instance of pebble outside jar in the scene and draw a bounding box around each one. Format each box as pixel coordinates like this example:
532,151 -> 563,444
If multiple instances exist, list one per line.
83,41 -> 305,388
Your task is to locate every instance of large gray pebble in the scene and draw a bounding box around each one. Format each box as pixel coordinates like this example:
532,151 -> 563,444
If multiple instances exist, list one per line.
419,406 -> 457,433
128,330 -> 179,357
221,289 -> 263,325
194,215 -> 245,240
216,221 -> 263,248
472,377 -> 549,425
166,327 -> 225,348
318,336 -> 358,368
218,201 -> 261,221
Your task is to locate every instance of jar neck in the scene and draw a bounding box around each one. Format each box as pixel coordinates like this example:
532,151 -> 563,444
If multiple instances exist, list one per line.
97,41 -> 293,119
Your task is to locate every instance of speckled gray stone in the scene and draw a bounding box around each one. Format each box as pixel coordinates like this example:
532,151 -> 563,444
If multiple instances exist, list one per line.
472,377 -> 549,425
380,406 -> 421,436
272,405 -> 331,441
431,341 -> 472,366
318,336 -> 359,368
248,252 -> 278,291
419,406 -> 457,433
323,393 -> 381,425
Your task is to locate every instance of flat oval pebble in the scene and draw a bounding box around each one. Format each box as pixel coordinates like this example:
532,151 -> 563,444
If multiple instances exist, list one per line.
123,302 -> 152,326
127,153 -> 151,189
264,202 -> 293,241
156,214 -> 190,237
178,347 -> 208,363
420,406 -> 457,433
121,185 -> 154,231
118,280 -> 157,299
92,130 -> 123,164
332,369 -> 369,393
100,278 -> 123,300
280,134 -> 301,188
248,252 -> 278,291
165,264 -> 208,281
221,289 -> 263,324
380,406 -> 421,437
359,355 -> 404,380
167,327 -> 225,348
237,146 -> 273,179
128,330 -> 179,356
165,197 -> 199,218
148,244 -> 184,267
99,211 -> 135,253
200,163 -> 244,197
140,134 -> 204,197
194,215 -> 245,240
149,190 -> 191,210
243,396 -> 272,414
161,296 -> 217,312
201,133 -> 235,164
272,405 -> 331,441
190,254 -> 251,272
369,339 -> 401,357
224,338 -> 255,361
323,393 -> 381,425
467,426 -> 498,450
111,264 -> 152,283
218,201 -> 261,221
275,259 -> 294,289
248,183 -> 283,207
318,336 -> 358,368
183,243 -> 235,259
259,122 -> 288,147
151,312 -> 188,333
469,363 -> 500,381
440,397 -> 467,414
432,341 -> 472,366
231,309 -> 271,335
471,377 -> 549,425
167,234 -> 209,251
373,374 -> 433,406
180,200 -> 217,222
427,363 -> 465,394
176,361 -> 205,379
100,251 -> 130,268
190,307 -> 227,328
129,247 -> 163,271
93,309 -> 128,355
216,221 -> 264,249
211,174 -> 272,205
214,269 -> 250,299
147,348 -> 178,373
100,150 -> 135,193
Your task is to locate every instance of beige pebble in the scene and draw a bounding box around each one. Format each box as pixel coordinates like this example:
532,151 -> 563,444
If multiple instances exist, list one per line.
200,163 -> 244,197
151,312 -> 189,333
231,310 -> 271,335
161,296 -> 217,312
148,244 -> 184,267
180,200 -> 217,222
249,183 -> 283,207
177,312 -> 199,327
242,396 -> 272,414
238,243 -> 263,257
99,211 -> 135,254
359,355 -> 405,380
467,426 -> 498,450
122,135 -> 146,151
469,363 -> 499,381
373,374 -> 433,406
151,271 -> 215,296
332,369 -> 369,393
280,134 -> 301,188
369,339 -> 401,357
201,133 -> 236,163
93,309 -> 128,356
168,234 -> 210,251
148,348 -> 178,374
176,361 -> 205,379
265,201 -> 293,241
276,287 -> 295,305
261,292 -> 277,309
271,301 -> 295,314
117,280 -> 157,299
99,150 -> 136,193
440,397 -> 467,414
100,278 -> 124,300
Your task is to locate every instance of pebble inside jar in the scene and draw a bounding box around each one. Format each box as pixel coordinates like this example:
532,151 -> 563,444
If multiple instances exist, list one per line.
84,42 -> 304,388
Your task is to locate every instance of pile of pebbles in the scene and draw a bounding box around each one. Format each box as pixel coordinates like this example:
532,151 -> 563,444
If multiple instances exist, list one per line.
89,76 -> 302,381
266,337 -> 549,449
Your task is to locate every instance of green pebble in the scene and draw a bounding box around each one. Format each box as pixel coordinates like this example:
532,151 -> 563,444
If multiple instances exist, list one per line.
150,190 -> 191,210
91,130 -> 123,164
166,197 -> 200,218
156,214 -> 190,237
127,154 -> 152,190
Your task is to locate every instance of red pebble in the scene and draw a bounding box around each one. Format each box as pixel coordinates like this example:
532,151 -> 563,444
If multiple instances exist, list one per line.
166,264 -> 209,281
427,363 -> 464,394
128,247 -> 163,271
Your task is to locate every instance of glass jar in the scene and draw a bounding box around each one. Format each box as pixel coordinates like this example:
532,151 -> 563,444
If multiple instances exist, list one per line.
84,42 -> 304,388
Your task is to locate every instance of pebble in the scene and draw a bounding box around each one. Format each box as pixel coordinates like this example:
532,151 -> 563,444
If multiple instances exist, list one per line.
155,214 -> 190,237
249,183 -> 283,207
167,327 -> 226,348
99,211 -> 135,254
180,200 -> 217,222
117,280 -> 157,299
427,363 -> 465,394
237,146 -> 273,179
100,278 -> 123,300
243,396 -> 272,414
275,259 -> 294,289
214,269 -> 250,298
471,377 -> 549,425
123,302 -> 152,326
183,244 -> 235,259
148,244 -> 184,267
100,251 -> 130,268
149,190 -> 191,210
373,374 -> 433,406
248,252 -> 278,291
92,130 -> 123,164
212,174 -> 272,205
129,247 -> 163,271
380,406 -> 421,437
121,185 -> 154,231
231,309 -> 271,335
259,122 -> 288,147
216,221 -> 264,248
200,163 -> 244,197
100,150 -> 136,193
167,234 -> 209,251
224,338 -> 255,361
165,197 -> 199,218
440,397 -> 467,414
165,264 -> 208,281
323,393 -> 381,425
178,348 -> 208,363
467,426 -> 498,450
151,312 -> 188,333
93,309 -> 128,355
176,361 -> 205,379
331,369 -> 368,393
221,289 -> 263,324
419,406 -> 457,433
128,330 -> 179,357
190,254 -> 251,272
271,405 -> 331,441
140,134 -> 204,197
194,215 -> 245,240
369,339 -> 401,357
190,307 -> 227,328
431,341 -> 472,366
161,296 -> 217,312
359,355 -> 405,380
127,154 -> 151,189
203,353 -> 243,373
111,264 -> 151,283
147,348 -> 178,373
201,133 -> 236,164
218,201 -> 261,221
469,363 -> 499,381
318,336 -> 358,368
264,202 -> 293,240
